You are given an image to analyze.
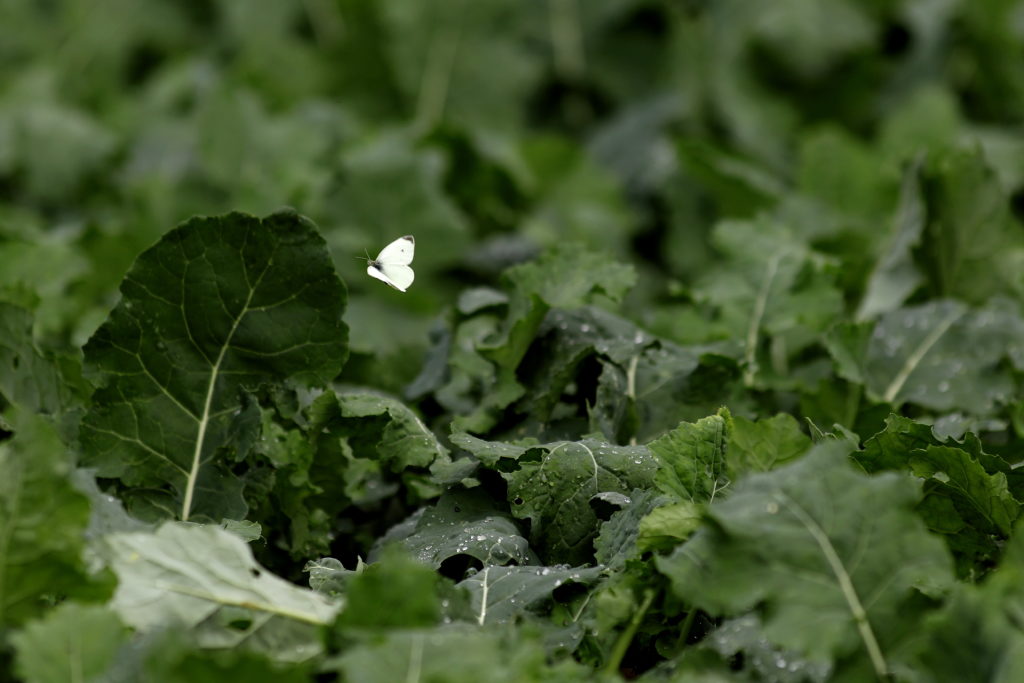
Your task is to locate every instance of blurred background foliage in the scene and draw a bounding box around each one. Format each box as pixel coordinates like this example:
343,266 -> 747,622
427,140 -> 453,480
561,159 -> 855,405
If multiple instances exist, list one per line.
2,0 -> 1024,433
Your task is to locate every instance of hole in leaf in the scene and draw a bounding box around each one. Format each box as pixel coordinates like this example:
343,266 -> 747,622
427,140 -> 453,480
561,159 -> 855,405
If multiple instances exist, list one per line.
439,554 -> 483,582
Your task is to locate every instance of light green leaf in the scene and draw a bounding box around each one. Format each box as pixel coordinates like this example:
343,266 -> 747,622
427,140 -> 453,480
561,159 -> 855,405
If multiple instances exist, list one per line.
0,410 -> 111,626
650,412 -> 730,504
657,441 -> 953,678
636,502 -> 703,554
459,565 -> 603,625
727,412 -> 811,473
104,522 -> 341,661
80,210 -> 348,522
11,603 -> 128,683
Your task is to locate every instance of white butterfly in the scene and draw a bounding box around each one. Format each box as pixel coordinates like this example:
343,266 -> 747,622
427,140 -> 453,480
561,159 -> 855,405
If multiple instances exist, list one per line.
366,235 -> 415,292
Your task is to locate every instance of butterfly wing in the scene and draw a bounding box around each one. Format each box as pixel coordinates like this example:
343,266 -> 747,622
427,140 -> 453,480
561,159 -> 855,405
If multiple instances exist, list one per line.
367,263 -> 414,292
375,235 -> 415,266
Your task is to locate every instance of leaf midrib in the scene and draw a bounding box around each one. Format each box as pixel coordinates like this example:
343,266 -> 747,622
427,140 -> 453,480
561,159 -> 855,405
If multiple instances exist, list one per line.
180,260 -> 269,521
777,491 -> 889,679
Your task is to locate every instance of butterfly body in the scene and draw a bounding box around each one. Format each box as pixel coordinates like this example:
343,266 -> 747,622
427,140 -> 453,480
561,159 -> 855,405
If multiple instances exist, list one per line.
367,235 -> 415,292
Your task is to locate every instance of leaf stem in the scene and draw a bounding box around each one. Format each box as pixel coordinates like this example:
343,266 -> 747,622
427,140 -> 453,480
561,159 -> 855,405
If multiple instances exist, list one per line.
549,0 -> 585,80
744,250 -> 786,387
157,582 -> 334,625
602,588 -> 655,676
414,5 -> 464,133
627,354 -> 639,446
181,273 -> 261,521
673,606 -> 698,653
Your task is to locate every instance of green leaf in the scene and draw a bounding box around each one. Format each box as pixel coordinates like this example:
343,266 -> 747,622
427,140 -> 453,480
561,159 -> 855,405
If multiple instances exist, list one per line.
139,630 -> 315,683
80,210 -> 348,522
914,585 -> 1024,683
508,438 -> 656,565
594,489 -> 667,570
0,302 -> 86,420
329,625 -> 598,683
377,489 -> 537,569
304,557 -> 362,597
910,446 -> 1019,537
693,217 -> 844,386
636,502 -> 703,554
919,148 -> 1024,304
650,411 -> 730,504
657,441 -> 953,678
856,415 -> 1019,577
312,390 -> 448,472
695,614 -> 832,683
453,432 -> 657,564
914,529 -> 1024,682
0,410 -> 111,626
458,565 -> 603,626
103,522 -> 341,661
840,299 -> 1024,413
727,412 -> 811,473
11,603 -> 129,683
377,1 -> 544,132
335,549 -> 446,631
856,156 -> 926,320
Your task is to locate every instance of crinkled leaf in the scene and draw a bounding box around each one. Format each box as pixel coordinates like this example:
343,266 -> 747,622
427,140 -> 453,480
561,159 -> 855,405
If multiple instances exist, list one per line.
306,389 -> 450,506
657,442 -> 953,676
594,489 -> 667,570
499,437 -> 657,565
103,522 -> 341,661
910,446 -> 1019,537
11,603 -> 129,683
459,565 -> 603,626
856,415 -> 1018,577
80,210 -> 348,522
326,391 -> 447,471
